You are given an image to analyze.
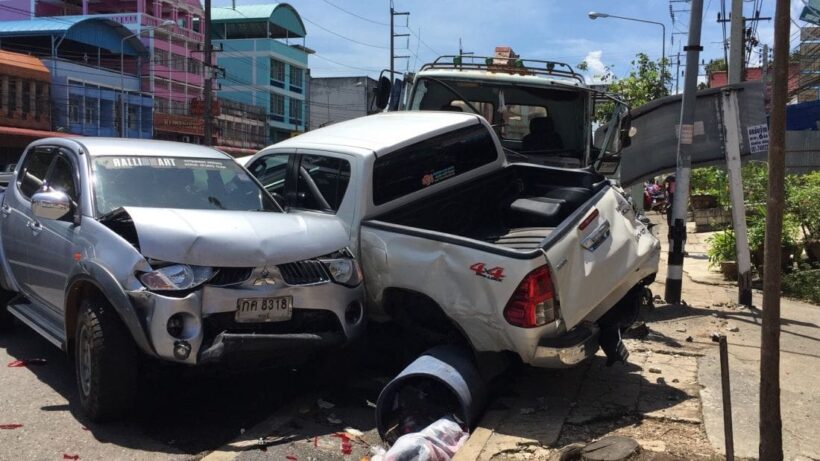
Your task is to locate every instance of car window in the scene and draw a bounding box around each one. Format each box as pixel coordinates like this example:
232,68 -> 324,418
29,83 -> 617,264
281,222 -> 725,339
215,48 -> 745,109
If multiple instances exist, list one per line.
295,155 -> 351,213
248,154 -> 291,201
372,124 -> 497,205
47,155 -> 78,203
18,149 -> 53,199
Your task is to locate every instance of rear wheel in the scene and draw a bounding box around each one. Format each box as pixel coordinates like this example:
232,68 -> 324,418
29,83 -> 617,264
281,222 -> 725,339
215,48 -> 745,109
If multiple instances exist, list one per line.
75,297 -> 138,421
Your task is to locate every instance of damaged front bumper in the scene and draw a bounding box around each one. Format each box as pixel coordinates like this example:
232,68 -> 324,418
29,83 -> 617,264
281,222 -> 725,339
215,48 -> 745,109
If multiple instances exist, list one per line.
199,331 -> 346,363
530,324 -> 600,368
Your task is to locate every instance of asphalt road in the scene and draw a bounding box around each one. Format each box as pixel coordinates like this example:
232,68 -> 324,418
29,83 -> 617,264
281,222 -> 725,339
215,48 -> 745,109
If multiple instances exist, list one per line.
0,318 -> 346,461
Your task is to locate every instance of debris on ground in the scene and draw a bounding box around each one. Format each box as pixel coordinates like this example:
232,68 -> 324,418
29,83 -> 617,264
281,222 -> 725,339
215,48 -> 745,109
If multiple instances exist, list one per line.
327,414 -> 343,425
62,454 -> 80,460
372,418 -> 467,461
675,327 -> 687,333
648,368 -> 662,374
0,424 -> 23,430
685,336 -> 694,342
380,380 -> 463,444
317,398 -> 336,409
580,436 -> 639,460
727,325 -> 740,332
7,358 -> 47,367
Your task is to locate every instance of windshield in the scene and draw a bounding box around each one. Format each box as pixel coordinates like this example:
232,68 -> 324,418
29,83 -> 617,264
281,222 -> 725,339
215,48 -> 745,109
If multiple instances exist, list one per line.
409,77 -> 588,167
91,156 -> 280,216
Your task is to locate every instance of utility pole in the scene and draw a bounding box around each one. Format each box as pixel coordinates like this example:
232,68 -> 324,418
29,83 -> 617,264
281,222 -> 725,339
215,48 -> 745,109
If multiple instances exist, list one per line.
725,0 -> 753,306
389,2 -> 409,80
728,0 -> 744,82
203,0 -> 213,146
760,0 -> 789,458
665,0 -> 704,304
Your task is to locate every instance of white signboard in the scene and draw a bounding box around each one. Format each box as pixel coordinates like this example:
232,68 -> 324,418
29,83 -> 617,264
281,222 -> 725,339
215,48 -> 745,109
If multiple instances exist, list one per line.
747,124 -> 769,154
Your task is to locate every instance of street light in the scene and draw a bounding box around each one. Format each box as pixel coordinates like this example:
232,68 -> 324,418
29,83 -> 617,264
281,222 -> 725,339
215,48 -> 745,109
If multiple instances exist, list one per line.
120,20 -> 174,137
588,11 -> 667,91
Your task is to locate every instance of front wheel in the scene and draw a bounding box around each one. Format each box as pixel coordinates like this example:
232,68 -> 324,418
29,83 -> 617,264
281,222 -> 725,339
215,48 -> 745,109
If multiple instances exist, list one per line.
75,298 -> 138,421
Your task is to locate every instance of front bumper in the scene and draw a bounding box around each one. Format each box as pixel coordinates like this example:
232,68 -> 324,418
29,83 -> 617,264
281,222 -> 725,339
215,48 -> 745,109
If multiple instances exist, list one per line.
129,279 -> 365,365
530,324 -> 600,368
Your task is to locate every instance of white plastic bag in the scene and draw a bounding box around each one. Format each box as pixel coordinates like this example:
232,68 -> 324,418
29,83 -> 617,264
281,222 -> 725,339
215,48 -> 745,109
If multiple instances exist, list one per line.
378,417 -> 468,461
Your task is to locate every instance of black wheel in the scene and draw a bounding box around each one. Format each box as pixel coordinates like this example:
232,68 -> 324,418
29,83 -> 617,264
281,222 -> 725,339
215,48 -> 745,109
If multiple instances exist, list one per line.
0,290 -> 16,332
74,297 -> 138,421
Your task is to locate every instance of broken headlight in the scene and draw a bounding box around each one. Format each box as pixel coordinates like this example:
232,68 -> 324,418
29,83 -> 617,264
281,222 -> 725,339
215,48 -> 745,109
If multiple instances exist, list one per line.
139,264 -> 214,291
319,250 -> 363,287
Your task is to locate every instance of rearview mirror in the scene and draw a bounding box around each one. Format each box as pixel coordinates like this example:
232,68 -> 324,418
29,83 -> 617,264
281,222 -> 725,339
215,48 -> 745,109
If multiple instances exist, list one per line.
375,76 -> 392,110
31,188 -> 71,220
619,114 -> 633,149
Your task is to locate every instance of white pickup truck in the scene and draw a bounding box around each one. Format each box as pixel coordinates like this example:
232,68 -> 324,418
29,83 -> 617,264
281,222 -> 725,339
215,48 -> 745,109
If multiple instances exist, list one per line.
245,112 -> 659,368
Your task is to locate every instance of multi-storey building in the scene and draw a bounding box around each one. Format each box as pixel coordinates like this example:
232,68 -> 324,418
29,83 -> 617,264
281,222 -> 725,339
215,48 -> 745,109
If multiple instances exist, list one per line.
211,3 -> 310,144
309,76 -> 377,130
0,0 -> 212,143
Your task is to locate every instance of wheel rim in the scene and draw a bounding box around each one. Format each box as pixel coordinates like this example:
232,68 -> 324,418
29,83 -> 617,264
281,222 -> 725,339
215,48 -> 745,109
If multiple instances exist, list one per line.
78,323 -> 92,396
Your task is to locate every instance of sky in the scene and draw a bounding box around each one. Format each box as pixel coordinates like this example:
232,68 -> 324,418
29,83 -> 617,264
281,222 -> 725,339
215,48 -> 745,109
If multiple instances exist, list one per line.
212,0 -> 809,85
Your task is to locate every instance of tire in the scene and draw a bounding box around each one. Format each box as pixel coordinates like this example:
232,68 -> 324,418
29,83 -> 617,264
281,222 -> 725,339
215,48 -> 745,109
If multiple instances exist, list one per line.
74,297 -> 138,421
0,290 -> 16,332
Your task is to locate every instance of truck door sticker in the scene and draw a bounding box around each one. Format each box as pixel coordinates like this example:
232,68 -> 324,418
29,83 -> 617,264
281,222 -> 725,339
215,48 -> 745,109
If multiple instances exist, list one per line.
470,262 -> 505,282
422,165 -> 456,187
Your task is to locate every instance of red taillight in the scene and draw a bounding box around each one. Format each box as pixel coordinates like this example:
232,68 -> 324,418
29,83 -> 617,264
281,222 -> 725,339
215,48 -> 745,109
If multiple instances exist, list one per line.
503,266 -> 557,328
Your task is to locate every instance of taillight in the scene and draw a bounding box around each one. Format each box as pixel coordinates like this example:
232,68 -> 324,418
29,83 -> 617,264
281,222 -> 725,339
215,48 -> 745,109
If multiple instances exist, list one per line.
503,266 -> 557,328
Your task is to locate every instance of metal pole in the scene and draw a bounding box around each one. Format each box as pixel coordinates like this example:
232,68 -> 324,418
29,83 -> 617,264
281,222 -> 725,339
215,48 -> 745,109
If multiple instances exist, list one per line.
712,333 -> 735,460
661,22 -> 666,91
204,0 -> 213,146
728,0 -> 744,83
760,0 -> 789,458
120,35 -> 126,138
664,0 -> 704,304
389,3 -> 394,80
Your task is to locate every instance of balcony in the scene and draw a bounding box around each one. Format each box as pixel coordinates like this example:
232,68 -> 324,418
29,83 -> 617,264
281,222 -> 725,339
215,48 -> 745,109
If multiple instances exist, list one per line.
105,13 -> 205,42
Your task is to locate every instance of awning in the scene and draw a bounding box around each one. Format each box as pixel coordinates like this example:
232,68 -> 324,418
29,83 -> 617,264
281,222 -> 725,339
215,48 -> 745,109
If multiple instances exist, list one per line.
0,126 -> 77,142
214,145 -> 259,157
0,50 -> 50,82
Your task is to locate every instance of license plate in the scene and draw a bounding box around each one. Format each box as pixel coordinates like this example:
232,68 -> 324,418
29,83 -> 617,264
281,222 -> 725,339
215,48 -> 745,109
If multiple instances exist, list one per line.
235,296 -> 293,323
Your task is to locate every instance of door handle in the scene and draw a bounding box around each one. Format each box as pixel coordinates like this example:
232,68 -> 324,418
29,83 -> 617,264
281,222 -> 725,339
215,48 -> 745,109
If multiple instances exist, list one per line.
27,220 -> 43,235
0,205 -> 9,218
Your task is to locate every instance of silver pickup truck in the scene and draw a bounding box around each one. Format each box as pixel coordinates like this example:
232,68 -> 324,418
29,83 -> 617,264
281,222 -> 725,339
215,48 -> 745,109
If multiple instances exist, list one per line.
0,138 -> 365,421
245,112 -> 660,370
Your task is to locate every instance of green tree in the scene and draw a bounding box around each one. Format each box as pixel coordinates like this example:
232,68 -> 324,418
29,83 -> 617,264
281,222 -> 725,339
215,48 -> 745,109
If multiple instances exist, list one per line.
579,53 -> 670,122
705,58 -> 728,74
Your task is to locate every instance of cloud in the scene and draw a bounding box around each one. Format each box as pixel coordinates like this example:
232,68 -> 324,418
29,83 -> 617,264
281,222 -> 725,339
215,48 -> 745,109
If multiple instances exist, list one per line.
583,50 -> 608,84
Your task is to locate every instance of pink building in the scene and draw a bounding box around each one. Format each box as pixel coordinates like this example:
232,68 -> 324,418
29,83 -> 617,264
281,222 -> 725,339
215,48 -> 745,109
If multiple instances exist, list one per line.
3,0 -> 212,143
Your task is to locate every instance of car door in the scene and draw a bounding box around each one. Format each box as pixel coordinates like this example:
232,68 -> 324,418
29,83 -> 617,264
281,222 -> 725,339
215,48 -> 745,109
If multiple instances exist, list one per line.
25,150 -> 81,311
0,146 -> 54,295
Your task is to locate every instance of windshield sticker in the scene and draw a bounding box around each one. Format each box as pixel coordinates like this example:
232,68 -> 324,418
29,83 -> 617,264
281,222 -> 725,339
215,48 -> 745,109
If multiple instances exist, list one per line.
97,157 -> 228,170
421,166 -> 456,187
181,159 -> 227,170
101,157 -> 178,169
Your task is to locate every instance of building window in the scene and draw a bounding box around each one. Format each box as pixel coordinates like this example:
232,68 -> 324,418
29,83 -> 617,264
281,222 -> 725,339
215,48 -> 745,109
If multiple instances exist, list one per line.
35,83 -> 47,120
21,81 -> 30,119
69,93 -> 83,124
270,93 -> 284,122
154,48 -> 169,67
289,67 -> 303,94
188,59 -> 201,76
289,99 -> 302,125
128,104 -> 138,131
270,59 -> 285,88
7,78 -> 17,115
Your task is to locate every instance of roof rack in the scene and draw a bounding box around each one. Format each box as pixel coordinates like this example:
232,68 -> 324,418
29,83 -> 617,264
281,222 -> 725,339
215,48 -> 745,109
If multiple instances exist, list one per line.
419,55 -> 586,85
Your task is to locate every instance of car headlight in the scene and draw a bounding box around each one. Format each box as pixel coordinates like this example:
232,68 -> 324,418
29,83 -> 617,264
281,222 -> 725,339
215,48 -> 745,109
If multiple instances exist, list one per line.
319,250 -> 362,287
139,264 -> 214,291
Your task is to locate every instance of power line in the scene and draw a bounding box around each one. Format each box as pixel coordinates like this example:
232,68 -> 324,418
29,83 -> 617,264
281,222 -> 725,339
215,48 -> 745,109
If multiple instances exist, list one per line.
301,15 -> 389,50
319,0 -> 389,26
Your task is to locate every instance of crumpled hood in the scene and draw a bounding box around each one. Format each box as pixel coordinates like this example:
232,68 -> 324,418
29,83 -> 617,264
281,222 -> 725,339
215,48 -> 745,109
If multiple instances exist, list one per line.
120,207 -> 350,267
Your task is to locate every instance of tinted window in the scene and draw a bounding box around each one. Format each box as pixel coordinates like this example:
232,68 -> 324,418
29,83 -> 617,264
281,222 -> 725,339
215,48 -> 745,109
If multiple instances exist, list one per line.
295,155 -> 351,212
18,149 -> 53,199
48,156 -> 78,202
92,156 -> 279,216
372,124 -> 497,205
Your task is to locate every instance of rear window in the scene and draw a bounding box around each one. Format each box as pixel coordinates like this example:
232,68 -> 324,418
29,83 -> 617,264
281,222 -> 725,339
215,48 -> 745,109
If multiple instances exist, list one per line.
372,124 -> 497,205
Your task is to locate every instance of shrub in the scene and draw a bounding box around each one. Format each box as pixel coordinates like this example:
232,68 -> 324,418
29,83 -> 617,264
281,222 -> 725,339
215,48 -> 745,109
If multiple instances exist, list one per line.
707,229 -> 736,268
782,269 -> 820,305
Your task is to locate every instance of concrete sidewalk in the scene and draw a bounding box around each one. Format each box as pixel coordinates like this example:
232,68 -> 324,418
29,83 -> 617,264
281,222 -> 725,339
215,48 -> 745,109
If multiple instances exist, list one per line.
455,216 -> 820,460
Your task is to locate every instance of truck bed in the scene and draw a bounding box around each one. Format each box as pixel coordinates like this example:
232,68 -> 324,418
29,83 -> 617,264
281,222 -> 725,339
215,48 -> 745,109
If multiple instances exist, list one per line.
372,164 -> 608,251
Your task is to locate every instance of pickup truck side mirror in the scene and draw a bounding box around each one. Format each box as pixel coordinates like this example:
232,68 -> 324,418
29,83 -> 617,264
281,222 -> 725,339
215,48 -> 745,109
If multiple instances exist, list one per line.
619,114 -> 634,149
375,76 -> 392,110
31,187 -> 71,221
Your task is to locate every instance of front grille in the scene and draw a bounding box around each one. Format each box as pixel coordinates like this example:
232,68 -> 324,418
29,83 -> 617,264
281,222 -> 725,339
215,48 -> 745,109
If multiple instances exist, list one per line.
209,267 -> 253,286
202,309 -> 343,345
278,260 -> 330,285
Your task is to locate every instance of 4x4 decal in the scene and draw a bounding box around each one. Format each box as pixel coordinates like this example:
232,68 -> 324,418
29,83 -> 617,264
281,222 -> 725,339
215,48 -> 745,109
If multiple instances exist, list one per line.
470,263 -> 505,282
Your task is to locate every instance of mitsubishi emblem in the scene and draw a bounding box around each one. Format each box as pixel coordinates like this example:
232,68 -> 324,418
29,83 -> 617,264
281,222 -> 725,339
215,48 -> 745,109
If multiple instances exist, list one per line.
253,268 -> 276,286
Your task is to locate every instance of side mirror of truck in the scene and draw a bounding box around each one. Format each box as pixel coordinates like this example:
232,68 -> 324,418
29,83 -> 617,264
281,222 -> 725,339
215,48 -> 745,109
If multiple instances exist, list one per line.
31,187 -> 71,221
619,114 -> 634,149
375,76 -> 392,110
